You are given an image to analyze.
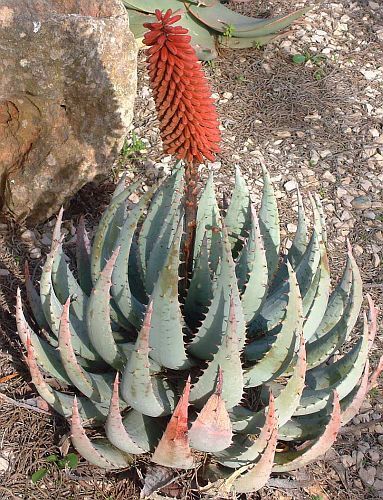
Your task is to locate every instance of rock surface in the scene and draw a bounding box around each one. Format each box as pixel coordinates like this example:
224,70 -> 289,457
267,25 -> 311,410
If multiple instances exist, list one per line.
0,0 -> 137,223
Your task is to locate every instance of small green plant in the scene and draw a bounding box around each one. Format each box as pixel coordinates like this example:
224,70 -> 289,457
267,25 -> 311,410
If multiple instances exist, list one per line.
292,52 -> 327,80
223,23 -> 235,38
120,132 -> 146,160
292,52 -> 326,65
369,386 -> 380,399
31,453 -> 79,484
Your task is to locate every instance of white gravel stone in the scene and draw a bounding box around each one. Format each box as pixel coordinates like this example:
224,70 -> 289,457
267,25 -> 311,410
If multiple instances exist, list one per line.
287,223 -> 297,233
323,170 -> 336,183
284,180 -> 298,192
20,229 -> 35,242
353,244 -> 364,256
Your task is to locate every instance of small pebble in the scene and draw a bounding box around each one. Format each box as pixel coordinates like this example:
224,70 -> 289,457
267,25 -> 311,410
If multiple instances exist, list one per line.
368,449 -> 380,463
363,211 -> 376,220
351,195 -> 372,210
21,229 -> 36,242
287,223 -> 297,233
284,180 -> 298,192
353,244 -> 364,256
323,170 -> 336,183
29,248 -> 42,259
359,466 -> 376,486
341,454 -> 354,468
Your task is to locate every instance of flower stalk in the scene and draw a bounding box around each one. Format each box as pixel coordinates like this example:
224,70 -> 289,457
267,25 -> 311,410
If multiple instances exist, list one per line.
143,8 -> 221,278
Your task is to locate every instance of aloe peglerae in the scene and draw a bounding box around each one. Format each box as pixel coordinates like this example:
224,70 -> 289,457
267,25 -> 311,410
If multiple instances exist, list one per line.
124,0 -> 311,60
17,165 -> 382,494
16,8 -> 383,496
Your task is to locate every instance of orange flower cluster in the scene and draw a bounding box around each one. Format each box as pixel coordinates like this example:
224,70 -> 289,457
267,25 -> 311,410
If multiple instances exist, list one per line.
143,9 -> 221,164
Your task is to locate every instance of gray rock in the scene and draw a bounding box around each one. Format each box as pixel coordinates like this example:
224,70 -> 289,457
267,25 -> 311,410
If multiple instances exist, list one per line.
351,196 -> 372,210
368,449 -> 380,463
359,466 -> 377,486
363,211 -> 376,220
0,0 -> 137,223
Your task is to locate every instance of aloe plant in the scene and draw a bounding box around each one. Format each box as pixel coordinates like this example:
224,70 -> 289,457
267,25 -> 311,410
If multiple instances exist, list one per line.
124,0 -> 311,60
17,164 -> 382,494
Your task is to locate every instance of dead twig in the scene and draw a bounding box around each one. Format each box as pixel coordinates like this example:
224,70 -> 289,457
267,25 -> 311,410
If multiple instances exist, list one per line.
0,392 -> 51,415
339,416 -> 383,434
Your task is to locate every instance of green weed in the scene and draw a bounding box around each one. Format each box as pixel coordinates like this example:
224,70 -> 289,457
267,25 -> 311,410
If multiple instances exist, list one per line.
31,453 -> 79,484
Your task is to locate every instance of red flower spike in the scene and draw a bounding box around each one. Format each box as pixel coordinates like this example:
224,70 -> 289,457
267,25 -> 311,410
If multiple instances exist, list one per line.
144,9 -> 221,164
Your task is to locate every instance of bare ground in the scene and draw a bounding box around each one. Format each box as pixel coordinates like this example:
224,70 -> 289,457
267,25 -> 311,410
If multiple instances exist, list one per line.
0,0 -> 382,498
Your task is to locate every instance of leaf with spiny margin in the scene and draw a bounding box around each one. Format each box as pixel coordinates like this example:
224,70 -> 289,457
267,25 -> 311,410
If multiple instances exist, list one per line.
122,409 -> 162,452
121,301 -> 175,416
218,33 -> 278,49
24,262 -> 51,333
52,244 -> 88,323
152,378 -> 194,469
278,411 -> 331,441
188,227 -> 246,360
224,166 -> 251,258
295,315 -> 369,415
71,397 -> 132,469
231,334 -> 306,432
273,391 -> 341,472
187,2 -> 309,35
90,180 -> 141,283
148,220 -> 189,370
214,392 -> 276,468
302,239 -> 330,341
190,296 -> 244,409
258,165 -> 280,282
87,248 -> 124,369
309,243 -> 362,344
268,187 -> 309,292
340,360 -> 369,425
105,375 -> 148,454
203,393 -> 278,495
306,260 -> 361,369
250,225 -> 321,335
244,262 -> 303,387
189,368 -> 232,453
314,193 -> 327,244
138,165 -> 184,279
76,216 -> 92,296
232,417 -> 278,494
278,376 -> 365,441
58,298 -> 113,403
112,191 -> 152,329
184,234 -> 213,325
238,205 -> 268,323
194,172 -> 222,273
40,240 -> 99,360
176,10 -> 218,60
25,335 -> 115,422
146,204 -> 183,295
288,188 -> 308,267
296,229 -> 321,299
16,288 -> 71,385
